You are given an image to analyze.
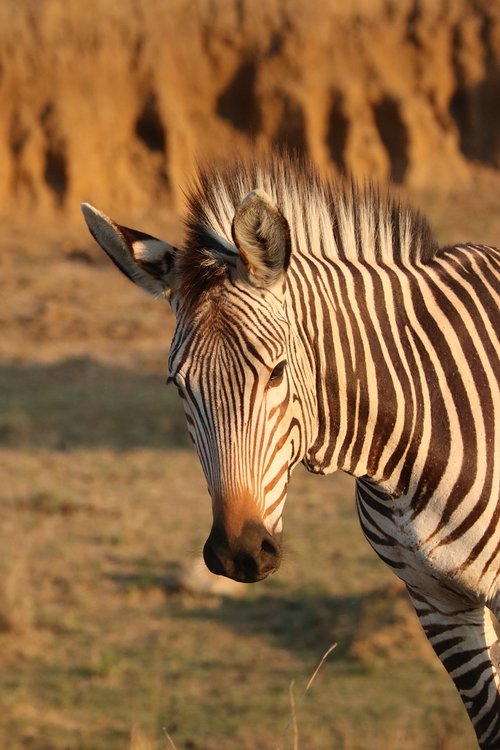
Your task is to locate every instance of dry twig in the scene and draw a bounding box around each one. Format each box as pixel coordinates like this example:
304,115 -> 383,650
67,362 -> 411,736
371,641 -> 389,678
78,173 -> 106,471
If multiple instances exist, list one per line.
278,642 -> 337,750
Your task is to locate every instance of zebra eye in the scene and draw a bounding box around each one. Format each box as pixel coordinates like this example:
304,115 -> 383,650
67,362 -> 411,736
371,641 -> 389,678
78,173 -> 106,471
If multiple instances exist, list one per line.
268,360 -> 287,386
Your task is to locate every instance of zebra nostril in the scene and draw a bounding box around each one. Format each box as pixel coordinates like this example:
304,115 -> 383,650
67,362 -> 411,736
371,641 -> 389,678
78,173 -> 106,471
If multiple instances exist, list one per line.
261,537 -> 277,556
203,537 -> 225,576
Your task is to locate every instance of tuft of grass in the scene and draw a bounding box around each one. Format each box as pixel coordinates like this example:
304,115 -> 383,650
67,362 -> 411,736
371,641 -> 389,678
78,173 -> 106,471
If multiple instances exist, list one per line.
130,727 -> 155,750
0,554 -> 34,634
129,726 -> 177,750
279,642 -> 338,750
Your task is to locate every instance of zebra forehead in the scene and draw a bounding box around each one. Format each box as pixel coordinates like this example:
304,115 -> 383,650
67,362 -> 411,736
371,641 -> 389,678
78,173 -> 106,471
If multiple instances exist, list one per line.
170,290 -> 287,377
185,300 -> 286,350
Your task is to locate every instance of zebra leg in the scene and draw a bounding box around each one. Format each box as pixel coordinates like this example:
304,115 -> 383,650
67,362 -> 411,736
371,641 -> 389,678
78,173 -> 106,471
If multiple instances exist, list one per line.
407,587 -> 500,749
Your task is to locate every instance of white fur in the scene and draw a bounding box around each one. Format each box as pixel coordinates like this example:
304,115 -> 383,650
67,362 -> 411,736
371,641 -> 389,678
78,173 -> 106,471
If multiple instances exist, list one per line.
132,238 -> 173,263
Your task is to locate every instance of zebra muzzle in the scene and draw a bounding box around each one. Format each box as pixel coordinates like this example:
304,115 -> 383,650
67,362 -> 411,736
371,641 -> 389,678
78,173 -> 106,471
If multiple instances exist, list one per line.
203,519 -> 282,583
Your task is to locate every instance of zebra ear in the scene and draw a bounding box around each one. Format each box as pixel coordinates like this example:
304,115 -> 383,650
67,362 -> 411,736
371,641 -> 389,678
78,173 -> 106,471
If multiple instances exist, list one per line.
231,189 -> 291,288
81,203 -> 177,298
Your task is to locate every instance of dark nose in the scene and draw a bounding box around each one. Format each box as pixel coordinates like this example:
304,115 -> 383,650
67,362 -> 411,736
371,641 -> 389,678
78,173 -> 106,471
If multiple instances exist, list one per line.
203,520 -> 282,583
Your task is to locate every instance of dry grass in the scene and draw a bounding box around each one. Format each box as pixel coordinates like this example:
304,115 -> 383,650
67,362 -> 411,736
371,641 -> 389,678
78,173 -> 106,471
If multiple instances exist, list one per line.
130,727 -> 180,750
0,554 -> 34,635
2,191 -> 495,749
279,643 -> 338,750
130,727 -> 165,750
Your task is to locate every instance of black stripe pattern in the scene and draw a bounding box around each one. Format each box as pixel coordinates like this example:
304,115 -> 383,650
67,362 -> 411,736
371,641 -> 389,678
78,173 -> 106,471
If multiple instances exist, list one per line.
168,155 -> 499,748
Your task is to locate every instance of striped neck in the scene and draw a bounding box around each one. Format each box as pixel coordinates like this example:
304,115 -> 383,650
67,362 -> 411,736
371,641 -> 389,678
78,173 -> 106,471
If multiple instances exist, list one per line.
295,256 -> 432,497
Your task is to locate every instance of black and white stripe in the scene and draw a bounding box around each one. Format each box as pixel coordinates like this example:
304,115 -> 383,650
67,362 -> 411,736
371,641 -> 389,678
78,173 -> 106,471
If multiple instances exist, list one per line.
176,158 -> 499,748
83,154 -> 499,748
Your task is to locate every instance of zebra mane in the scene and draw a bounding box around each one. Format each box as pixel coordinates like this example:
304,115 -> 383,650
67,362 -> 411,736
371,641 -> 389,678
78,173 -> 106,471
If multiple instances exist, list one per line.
179,153 -> 437,303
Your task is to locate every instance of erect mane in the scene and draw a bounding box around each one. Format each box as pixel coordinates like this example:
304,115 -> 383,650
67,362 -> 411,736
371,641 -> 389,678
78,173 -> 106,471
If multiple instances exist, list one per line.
177,153 -> 437,305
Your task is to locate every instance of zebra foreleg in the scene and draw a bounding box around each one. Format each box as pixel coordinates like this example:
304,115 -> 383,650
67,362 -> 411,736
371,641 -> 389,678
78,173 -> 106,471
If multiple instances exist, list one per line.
407,588 -> 500,749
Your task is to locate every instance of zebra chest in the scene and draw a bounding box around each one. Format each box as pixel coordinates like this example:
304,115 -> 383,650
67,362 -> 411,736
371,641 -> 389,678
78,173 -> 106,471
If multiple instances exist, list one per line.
355,479 -> 487,606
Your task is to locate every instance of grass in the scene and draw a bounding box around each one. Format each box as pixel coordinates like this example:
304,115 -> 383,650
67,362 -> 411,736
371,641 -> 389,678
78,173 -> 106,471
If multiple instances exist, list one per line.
0,553 -> 34,635
0,445 -> 476,749
2,179 -> 497,749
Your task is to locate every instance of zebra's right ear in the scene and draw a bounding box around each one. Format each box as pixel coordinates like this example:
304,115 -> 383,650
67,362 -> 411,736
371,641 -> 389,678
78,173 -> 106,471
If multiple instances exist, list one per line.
231,189 -> 291,289
81,203 -> 177,299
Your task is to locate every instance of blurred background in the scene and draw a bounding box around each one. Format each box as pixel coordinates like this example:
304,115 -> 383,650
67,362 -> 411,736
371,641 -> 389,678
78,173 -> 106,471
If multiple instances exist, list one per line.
1,1 -> 499,748
2,0 -> 500,218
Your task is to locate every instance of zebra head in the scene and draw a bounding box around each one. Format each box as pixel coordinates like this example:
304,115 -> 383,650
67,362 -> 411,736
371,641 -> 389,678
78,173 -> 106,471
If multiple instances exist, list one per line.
82,188 -> 315,583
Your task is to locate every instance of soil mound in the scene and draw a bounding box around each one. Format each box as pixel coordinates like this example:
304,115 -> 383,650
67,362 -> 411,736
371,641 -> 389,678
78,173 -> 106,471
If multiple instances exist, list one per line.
1,0 -> 499,217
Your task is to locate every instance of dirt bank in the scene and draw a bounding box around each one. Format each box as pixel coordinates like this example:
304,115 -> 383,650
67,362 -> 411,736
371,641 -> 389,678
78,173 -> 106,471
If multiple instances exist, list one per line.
1,0 -> 499,218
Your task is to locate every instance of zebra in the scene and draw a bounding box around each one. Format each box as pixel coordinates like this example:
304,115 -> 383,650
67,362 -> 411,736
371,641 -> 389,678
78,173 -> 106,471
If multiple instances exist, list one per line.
82,154 -> 500,748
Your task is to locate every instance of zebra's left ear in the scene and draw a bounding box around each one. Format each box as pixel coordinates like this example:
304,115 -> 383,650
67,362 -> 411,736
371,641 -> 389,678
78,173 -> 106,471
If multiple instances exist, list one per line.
231,189 -> 291,289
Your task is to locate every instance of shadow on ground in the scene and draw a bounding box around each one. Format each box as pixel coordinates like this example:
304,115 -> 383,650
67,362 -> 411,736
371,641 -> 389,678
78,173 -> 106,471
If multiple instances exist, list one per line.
175,588 -> 365,664
0,357 -> 189,450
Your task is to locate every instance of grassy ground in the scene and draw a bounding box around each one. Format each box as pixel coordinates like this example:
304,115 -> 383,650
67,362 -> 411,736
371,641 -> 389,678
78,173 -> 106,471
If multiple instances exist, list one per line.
3,174 -> 499,749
